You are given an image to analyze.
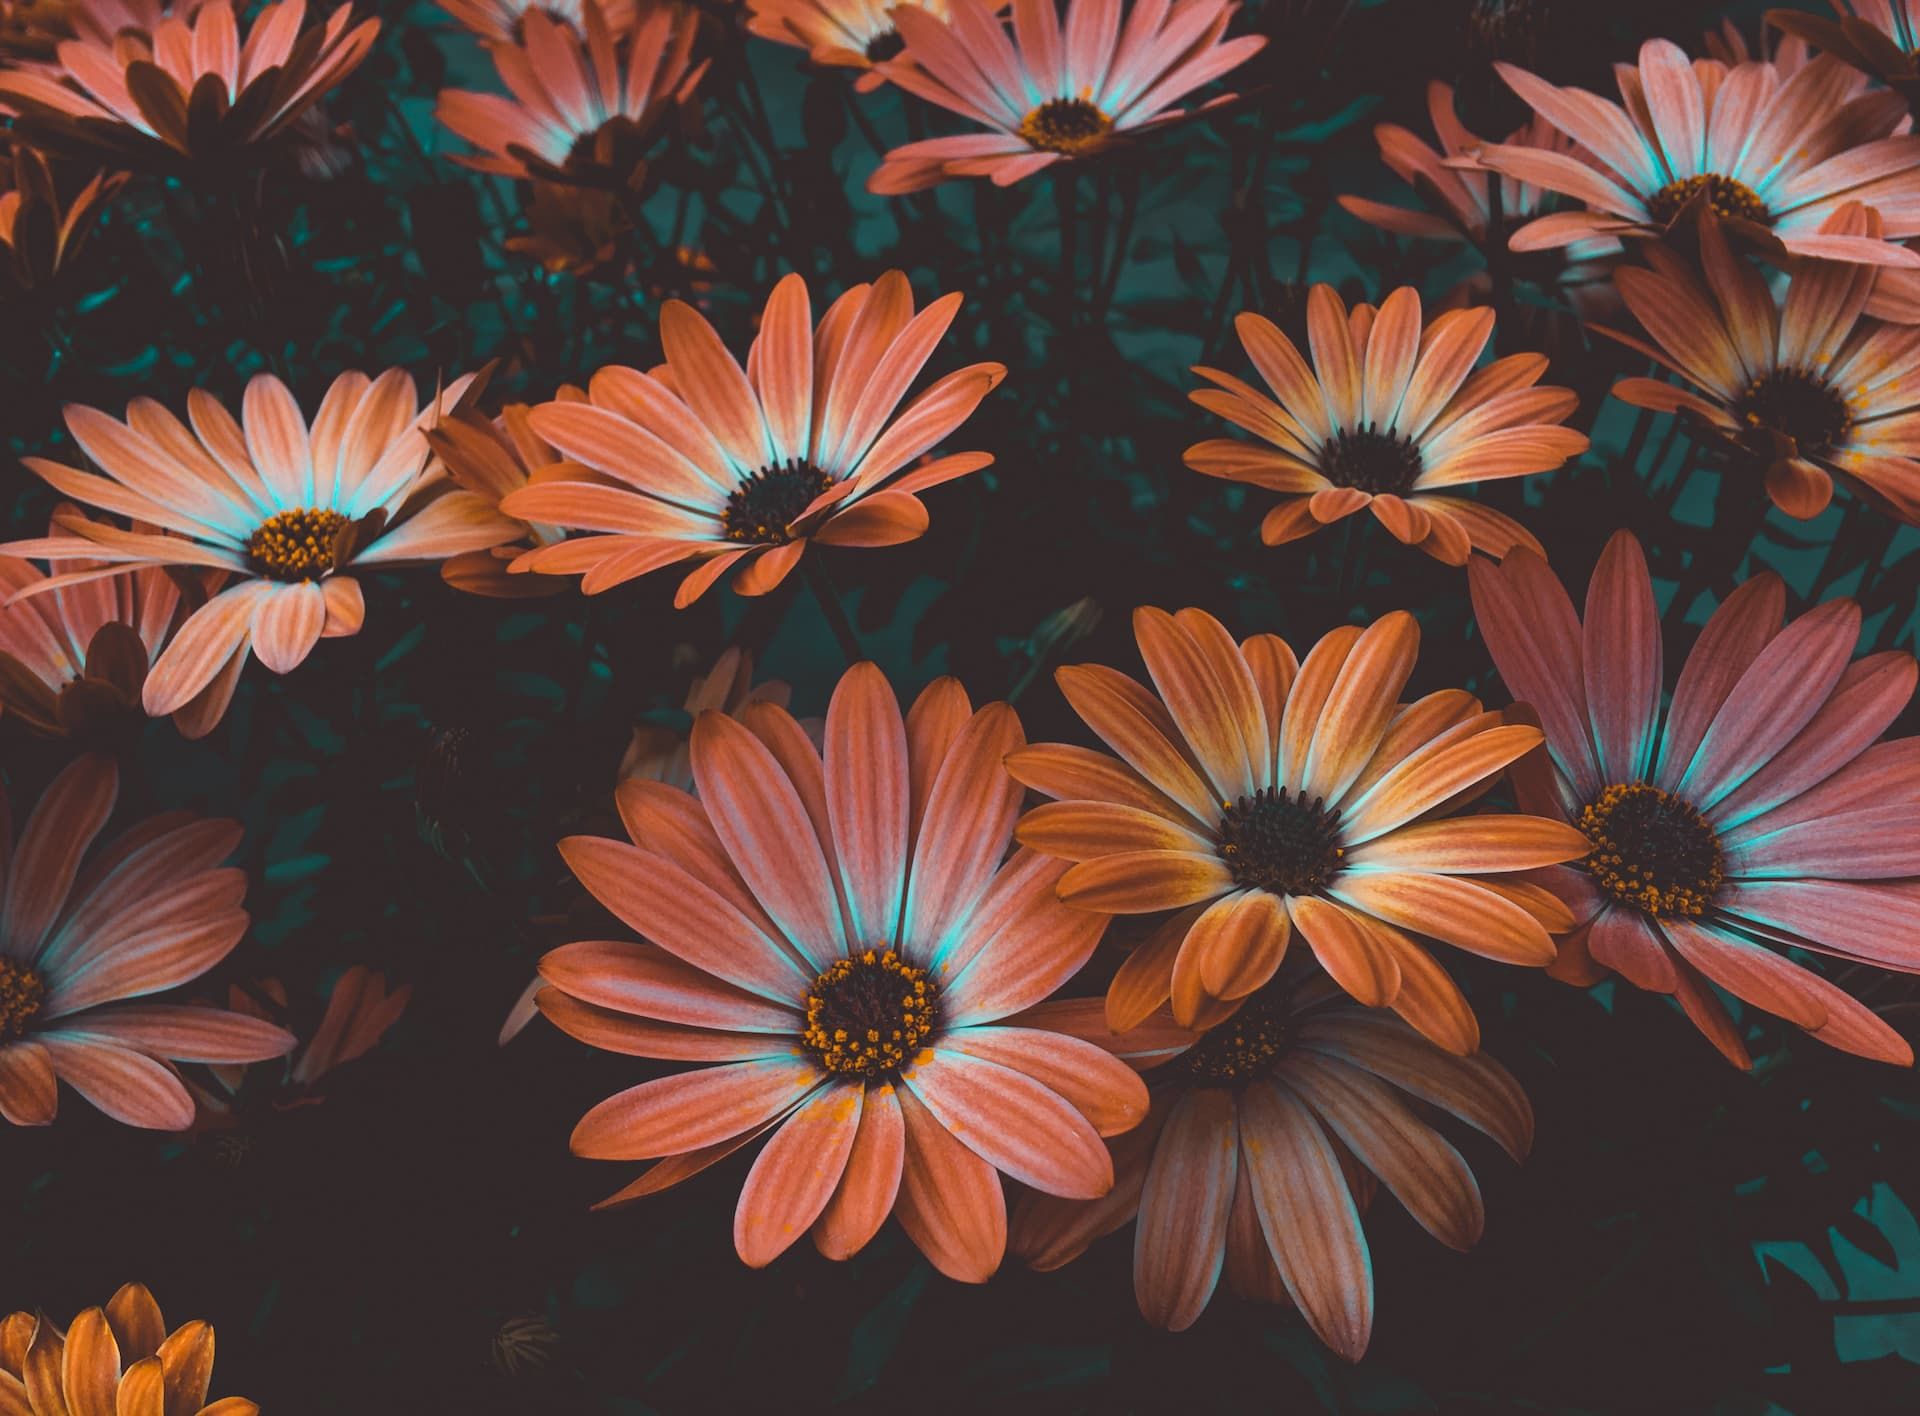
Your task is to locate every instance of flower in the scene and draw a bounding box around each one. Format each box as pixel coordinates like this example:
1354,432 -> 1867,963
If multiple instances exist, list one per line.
1472,37 -> 1920,267
438,0 -> 637,43
1598,205 -> 1920,524
0,369 -> 519,728
1011,978 -> 1532,1354
867,0 -> 1265,194
1185,284 -> 1587,563
0,142 -> 125,301
1336,82 -> 1619,306
1769,3 -> 1920,105
0,1 -> 380,172
536,662 -> 1147,1278
0,1282 -> 258,1414
619,645 -> 798,788
434,3 -> 707,189
747,0 -> 970,92
499,270 -> 1005,605
0,0 -> 70,62
1008,606 -> 1587,1046
0,507 -> 233,739
421,385 -> 572,598
1472,530 -> 1920,1067
0,755 -> 293,1130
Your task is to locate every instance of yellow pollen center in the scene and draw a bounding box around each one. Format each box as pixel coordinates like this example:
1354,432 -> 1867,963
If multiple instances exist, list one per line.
1646,173 -> 1769,227
0,958 -> 46,1042
1018,98 -> 1113,156
246,508 -> 348,582
802,948 -> 937,1078
1578,782 -> 1724,917
1179,986 -> 1294,1084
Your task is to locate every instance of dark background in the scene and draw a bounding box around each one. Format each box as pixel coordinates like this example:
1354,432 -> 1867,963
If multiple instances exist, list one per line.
5,0 -> 1920,1410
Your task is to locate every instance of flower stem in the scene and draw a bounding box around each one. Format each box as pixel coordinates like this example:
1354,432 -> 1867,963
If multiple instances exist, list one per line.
806,557 -> 864,666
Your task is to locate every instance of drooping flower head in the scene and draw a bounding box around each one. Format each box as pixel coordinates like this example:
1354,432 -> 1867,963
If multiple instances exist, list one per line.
747,0 -> 972,92
435,3 -> 708,188
1186,285 -> 1587,563
0,1 -> 379,172
1009,606 -> 1588,1048
1598,206 -> 1920,525
0,369 -> 518,730
0,755 -> 294,1130
1473,37 -> 1920,267
421,385 -> 572,598
0,1283 -> 259,1415
1336,82 -> 1619,308
535,662 -> 1148,1278
1470,530 -> 1920,1067
438,0 -> 637,43
0,143 -> 126,302
1012,980 -> 1532,1356
500,270 -> 1006,605
0,508 -> 234,739
867,0 -> 1265,194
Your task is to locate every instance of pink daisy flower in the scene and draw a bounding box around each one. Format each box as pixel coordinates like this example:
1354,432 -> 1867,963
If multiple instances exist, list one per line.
867,0 -> 1265,194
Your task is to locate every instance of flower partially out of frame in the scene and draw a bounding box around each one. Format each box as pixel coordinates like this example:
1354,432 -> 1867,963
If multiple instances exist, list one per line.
867,0 -> 1265,194
422,385 -> 573,598
501,270 -> 1004,605
1599,205 -> 1920,524
1471,530 -> 1920,1067
0,755 -> 294,1131
1010,606 -> 1587,1047
435,4 -> 707,189
0,369 -> 517,729
0,507 -> 233,739
747,0 -> 975,92
0,1282 -> 260,1414
1769,3 -> 1920,108
1012,980 -> 1532,1357
0,1 -> 379,171
438,0 -> 637,43
0,143 -> 127,302
1473,36 -> 1920,267
536,663 -> 1147,1280
1187,284 -> 1587,563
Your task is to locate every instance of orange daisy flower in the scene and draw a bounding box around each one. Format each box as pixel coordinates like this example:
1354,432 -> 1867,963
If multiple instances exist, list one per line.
747,0 -> 973,92
536,662 -> 1147,1278
421,387 -> 573,599
1186,285 -> 1587,564
1472,530 -> 1920,1068
438,0 -> 638,43
0,144 -> 126,301
0,755 -> 293,1130
0,369 -> 519,729
1473,36 -> 1920,267
0,508 -> 233,739
434,4 -> 707,188
0,1 -> 379,171
1009,606 -> 1588,1047
500,270 -> 1005,605
1012,979 -> 1532,1355
867,0 -> 1265,194
1599,205 -> 1920,524
0,1283 -> 258,1415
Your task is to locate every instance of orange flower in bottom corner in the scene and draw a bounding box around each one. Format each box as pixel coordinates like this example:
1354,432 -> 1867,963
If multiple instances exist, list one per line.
0,1282 -> 257,1415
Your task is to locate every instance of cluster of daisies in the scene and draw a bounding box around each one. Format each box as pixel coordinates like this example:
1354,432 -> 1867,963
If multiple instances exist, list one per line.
2,0 -> 1920,1380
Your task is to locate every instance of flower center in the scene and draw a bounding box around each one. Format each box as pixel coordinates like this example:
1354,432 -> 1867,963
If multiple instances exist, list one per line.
1733,368 -> 1852,458
1578,782 -> 1724,917
864,29 -> 903,62
802,948 -> 938,1078
0,958 -> 46,1042
1018,98 -> 1112,156
246,507 -> 347,582
722,462 -> 835,544
1319,427 -> 1424,495
1178,986 -> 1295,1085
1216,786 -> 1345,897
1645,173 -> 1769,227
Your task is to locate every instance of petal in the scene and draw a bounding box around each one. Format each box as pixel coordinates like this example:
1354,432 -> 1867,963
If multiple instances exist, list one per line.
1134,1088 -> 1236,1330
569,1057 -> 824,1160
893,1082 -> 1006,1283
734,1080 -> 863,1266
902,1047 -> 1113,1198
814,1080 -> 906,1260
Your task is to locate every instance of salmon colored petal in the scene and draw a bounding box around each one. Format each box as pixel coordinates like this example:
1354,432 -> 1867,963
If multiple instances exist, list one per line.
1582,529 -> 1662,785
1330,871 -> 1556,965
938,1025 -> 1148,1137
1014,801 -> 1213,860
734,1081 -> 862,1266
901,702 -> 1025,963
535,989 -> 791,1061
0,1042 -> 57,1126
1191,889 -> 1290,1000
1654,572 -> 1785,789
823,662 -> 910,944
1013,1108 -> 1162,1270
1303,612 -> 1419,804
893,1082 -> 1006,1282
4,752 -> 116,960
1053,664 -> 1219,824
142,581 -> 274,716
38,1039 -> 193,1129
905,676 -> 973,843
1288,896 -> 1402,1007
1004,744 -> 1205,831
249,580 -> 326,675
570,1057 -> 824,1160
1466,548 -> 1600,798
902,1047 -> 1113,1198
1132,606 -> 1256,800
1058,850 -> 1234,913
814,1080 -> 906,1259
1134,1088 -> 1236,1330
538,938 -> 799,1031
1104,905 -> 1195,1033
1343,816 -> 1592,873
